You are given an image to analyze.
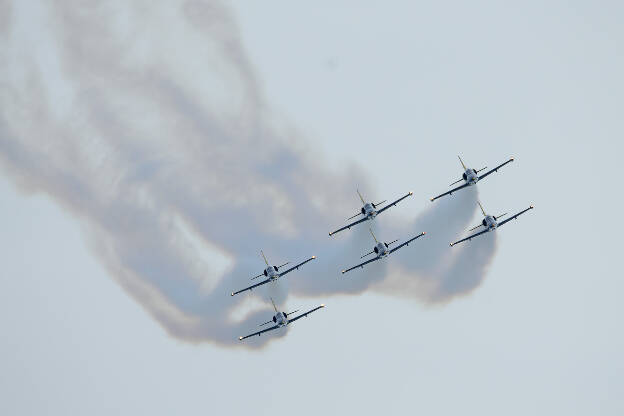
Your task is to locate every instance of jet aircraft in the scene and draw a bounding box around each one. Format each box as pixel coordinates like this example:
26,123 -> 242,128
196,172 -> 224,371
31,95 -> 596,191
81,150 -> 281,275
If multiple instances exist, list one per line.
341,228 -> 426,274
450,202 -> 534,246
231,251 -> 316,296
329,189 -> 413,236
430,156 -> 514,202
238,298 -> 325,340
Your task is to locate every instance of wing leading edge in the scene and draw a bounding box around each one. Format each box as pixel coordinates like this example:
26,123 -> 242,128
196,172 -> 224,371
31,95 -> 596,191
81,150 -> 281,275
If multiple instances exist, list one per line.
342,256 -> 381,274
430,183 -> 470,202
329,217 -> 369,236
231,278 -> 272,296
477,157 -> 514,181
376,191 -> 413,215
286,304 -> 325,324
389,232 -> 426,254
450,229 -> 490,246
239,324 -> 280,340
278,256 -> 316,277
497,205 -> 533,227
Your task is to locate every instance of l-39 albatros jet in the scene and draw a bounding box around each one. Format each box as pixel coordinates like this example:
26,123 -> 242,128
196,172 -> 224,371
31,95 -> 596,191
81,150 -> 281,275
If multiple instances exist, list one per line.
231,251 -> 316,296
341,228 -> 426,274
329,189 -> 413,236
238,298 -> 325,341
430,155 -> 514,202
450,201 -> 534,246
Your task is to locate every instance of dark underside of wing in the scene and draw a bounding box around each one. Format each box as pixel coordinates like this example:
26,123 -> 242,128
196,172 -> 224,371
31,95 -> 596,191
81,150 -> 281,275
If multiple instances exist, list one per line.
389,232 -> 426,254
287,305 -> 325,324
376,192 -> 412,215
278,256 -> 316,277
431,183 -> 470,201
450,229 -> 490,246
329,216 -> 369,236
342,256 -> 381,274
231,278 -> 271,296
239,324 -> 280,340
478,158 -> 514,180
497,206 -> 533,227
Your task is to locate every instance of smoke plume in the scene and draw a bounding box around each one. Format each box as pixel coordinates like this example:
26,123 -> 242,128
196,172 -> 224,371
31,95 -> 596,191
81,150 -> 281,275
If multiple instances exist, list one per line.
0,0 -> 497,347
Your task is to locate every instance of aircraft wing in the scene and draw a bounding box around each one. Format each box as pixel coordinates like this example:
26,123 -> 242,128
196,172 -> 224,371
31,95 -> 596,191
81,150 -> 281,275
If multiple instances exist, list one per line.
239,324 -> 280,341
231,278 -> 271,296
287,305 -> 325,324
329,217 -> 369,236
278,256 -> 316,277
478,158 -> 514,181
430,183 -> 470,202
376,192 -> 413,215
497,205 -> 533,227
389,232 -> 426,254
450,229 -> 490,246
342,256 -> 381,274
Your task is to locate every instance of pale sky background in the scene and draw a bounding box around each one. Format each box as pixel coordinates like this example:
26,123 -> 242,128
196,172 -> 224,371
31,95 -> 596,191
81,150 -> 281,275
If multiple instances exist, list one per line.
1,1 -> 623,415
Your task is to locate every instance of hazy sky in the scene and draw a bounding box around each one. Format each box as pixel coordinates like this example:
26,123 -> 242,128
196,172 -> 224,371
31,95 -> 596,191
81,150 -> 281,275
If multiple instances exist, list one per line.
1,1 -> 623,415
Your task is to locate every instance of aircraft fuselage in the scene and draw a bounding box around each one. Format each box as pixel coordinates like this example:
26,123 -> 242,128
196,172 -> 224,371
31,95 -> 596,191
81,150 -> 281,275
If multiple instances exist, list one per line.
264,266 -> 279,280
373,242 -> 390,258
482,215 -> 498,230
361,202 -> 377,219
272,311 -> 288,327
463,168 -> 479,185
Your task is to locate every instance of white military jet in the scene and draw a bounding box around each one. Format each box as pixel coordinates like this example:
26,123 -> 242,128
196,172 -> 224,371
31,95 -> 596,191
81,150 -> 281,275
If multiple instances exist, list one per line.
329,189 -> 413,236
238,298 -> 325,341
450,201 -> 534,246
430,155 -> 514,202
231,251 -> 316,296
341,228 -> 426,274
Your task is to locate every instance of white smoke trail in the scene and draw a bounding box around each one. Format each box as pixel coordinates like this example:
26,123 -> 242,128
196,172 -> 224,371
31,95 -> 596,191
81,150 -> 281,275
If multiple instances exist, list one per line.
0,0 -> 497,348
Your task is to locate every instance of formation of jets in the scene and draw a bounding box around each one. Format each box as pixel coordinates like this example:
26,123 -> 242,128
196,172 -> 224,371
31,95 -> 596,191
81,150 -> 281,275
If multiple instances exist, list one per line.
232,154 -> 533,342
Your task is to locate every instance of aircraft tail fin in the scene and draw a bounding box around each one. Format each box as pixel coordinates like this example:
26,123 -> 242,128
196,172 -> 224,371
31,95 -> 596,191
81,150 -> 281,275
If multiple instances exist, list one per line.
357,189 -> 366,205
478,201 -> 487,217
369,228 -> 379,244
458,155 -> 467,170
